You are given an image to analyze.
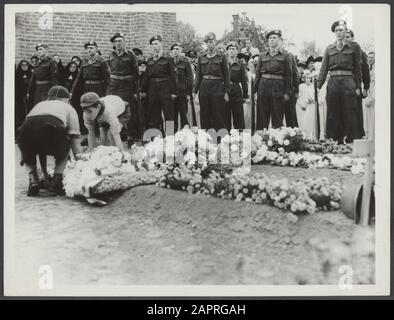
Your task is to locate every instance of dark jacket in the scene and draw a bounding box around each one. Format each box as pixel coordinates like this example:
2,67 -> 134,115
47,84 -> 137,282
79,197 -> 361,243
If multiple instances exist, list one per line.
253,49 -> 293,95
317,40 -> 362,89
107,49 -> 139,92
71,54 -> 110,96
173,56 -> 193,97
361,50 -> 371,90
141,54 -> 178,95
193,49 -> 230,94
28,55 -> 58,96
229,58 -> 248,98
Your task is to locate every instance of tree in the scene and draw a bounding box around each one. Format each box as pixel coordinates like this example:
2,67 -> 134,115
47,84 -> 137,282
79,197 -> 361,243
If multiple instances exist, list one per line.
299,40 -> 323,60
176,20 -> 204,53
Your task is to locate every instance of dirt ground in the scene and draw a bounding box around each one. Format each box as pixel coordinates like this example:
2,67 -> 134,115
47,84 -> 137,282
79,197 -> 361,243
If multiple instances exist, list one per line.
13,147 -> 371,288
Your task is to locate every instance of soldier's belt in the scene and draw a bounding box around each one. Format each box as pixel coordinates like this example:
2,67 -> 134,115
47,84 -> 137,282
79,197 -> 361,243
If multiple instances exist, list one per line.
329,70 -> 353,77
202,75 -> 222,80
261,74 -> 285,80
150,77 -> 169,82
85,80 -> 102,84
35,80 -> 51,85
110,74 -> 134,80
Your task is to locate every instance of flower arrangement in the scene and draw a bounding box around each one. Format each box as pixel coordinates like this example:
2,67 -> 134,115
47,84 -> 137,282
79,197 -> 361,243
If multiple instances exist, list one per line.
301,139 -> 353,154
157,163 -> 343,215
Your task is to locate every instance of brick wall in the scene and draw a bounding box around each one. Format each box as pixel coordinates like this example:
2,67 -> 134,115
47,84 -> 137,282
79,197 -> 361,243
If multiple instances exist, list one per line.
15,11 -> 177,64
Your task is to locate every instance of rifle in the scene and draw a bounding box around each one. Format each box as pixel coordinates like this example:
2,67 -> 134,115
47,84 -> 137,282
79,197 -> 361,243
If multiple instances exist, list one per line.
313,77 -> 320,140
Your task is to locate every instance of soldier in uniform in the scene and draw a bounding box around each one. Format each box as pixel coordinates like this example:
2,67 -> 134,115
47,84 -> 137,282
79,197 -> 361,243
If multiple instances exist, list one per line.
140,35 -> 177,134
346,29 -> 370,138
226,41 -> 248,130
106,33 -> 140,146
317,20 -> 362,144
27,44 -> 58,110
171,42 -> 193,132
253,30 -> 292,129
193,32 -> 230,132
71,41 -> 110,98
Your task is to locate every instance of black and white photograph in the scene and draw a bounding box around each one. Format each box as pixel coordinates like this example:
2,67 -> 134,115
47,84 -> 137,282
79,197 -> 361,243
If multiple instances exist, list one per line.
3,3 -> 390,297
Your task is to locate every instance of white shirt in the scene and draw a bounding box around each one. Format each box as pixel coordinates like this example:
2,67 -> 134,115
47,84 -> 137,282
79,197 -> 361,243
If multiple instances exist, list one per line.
27,100 -> 80,136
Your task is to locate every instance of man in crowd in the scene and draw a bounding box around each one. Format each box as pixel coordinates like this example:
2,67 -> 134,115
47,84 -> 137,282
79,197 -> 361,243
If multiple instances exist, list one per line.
226,41 -> 248,130
80,92 -> 129,151
141,35 -> 177,135
186,49 -> 198,72
30,55 -> 39,68
346,29 -> 371,138
171,42 -> 193,132
193,32 -> 230,132
27,43 -> 59,109
18,85 -> 81,196
253,29 -> 292,129
71,40 -> 110,98
242,39 -> 260,58
317,20 -> 362,144
106,33 -> 140,146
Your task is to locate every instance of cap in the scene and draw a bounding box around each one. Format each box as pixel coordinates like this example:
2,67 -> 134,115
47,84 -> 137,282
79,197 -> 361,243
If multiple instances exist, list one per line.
186,50 -> 197,58
132,48 -> 143,56
35,43 -> 48,50
226,41 -> 238,50
149,35 -> 162,44
80,92 -> 100,108
331,20 -> 347,32
170,42 -> 183,50
84,40 -> 98,49
204,32 -> 216,42
47,86 -> 70,99
110,33 -> 125,43
265,29 -> 282,39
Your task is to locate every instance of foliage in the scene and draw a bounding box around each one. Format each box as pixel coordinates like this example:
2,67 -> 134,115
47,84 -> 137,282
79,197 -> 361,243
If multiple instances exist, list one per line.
176,20 -> 204,53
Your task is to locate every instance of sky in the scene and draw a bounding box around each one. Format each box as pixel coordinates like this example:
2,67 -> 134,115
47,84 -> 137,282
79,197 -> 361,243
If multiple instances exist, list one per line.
174,4 -> 376,57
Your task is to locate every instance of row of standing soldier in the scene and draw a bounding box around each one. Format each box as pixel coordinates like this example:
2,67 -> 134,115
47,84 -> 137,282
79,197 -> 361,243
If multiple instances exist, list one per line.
21,19 -> 370,148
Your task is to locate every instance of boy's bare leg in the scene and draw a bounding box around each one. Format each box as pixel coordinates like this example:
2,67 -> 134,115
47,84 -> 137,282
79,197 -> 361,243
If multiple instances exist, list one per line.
39,153 -> 50,186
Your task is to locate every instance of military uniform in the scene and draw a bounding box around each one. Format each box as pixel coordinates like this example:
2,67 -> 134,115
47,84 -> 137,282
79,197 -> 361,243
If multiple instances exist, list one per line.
357,49 -> 371,137
253,48 -> 292,129
28,55 -> 58,109
173,55 -> 193,132
141,53 -> 177,131
317,40 -> 362,143
284,51 -> 299,128
71,54 -> 110,98
194,48 -> 230,131
227,57 -> 248,130
107,48 -> 140,140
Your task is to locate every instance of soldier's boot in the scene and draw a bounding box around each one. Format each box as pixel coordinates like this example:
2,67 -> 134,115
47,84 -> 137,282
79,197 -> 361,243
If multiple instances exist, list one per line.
27,170 -> 39,197
47,173 -> 65,196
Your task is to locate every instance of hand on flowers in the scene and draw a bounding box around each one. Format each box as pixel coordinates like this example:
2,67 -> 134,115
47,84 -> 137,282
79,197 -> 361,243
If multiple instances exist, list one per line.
224,92 -> 230,103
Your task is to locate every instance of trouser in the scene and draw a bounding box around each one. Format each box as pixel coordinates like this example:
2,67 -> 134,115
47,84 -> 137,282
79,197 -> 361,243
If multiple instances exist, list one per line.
284,92 -> 298,128
107,77 -> 141,140
173,96 -> 189,132
256,78 -> 285,129
147,80 -> 174,134
326,76 -> 359,143
226,83 -> 245,130
198,79 -> 227,131
31,83 -> 51,109
356,95 -> 365,138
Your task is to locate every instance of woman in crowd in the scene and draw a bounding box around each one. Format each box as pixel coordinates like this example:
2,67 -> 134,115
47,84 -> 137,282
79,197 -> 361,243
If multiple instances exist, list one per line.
15,60 -> 33,133
53,53 -> 67,86
64,61 -> 79,92
363,51 -> 375,138
71,55 -> 82,68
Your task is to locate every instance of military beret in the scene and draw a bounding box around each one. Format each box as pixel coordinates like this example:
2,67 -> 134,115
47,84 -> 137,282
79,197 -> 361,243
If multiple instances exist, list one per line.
84,40 -> 98,49
132,48 -> 143,56
204,32 -> 216,42
331,20 -> 347,32
297,60 -> 307,69
186,50 -> 197,58
226,41 -> 238,50
265,29 -> 282,39
237,52 -> 250,63
149,35 -> 162,44
170,42 -> 183,50
110,33 -> 125,43
35,43 -> 48,50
